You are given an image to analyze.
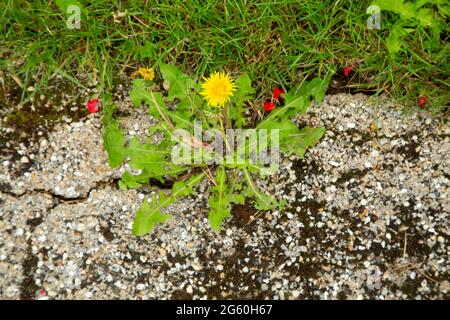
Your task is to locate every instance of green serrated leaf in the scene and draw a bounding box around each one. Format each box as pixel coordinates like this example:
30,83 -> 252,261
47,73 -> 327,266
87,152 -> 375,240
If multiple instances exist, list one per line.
233,74 -> 255,105
242,168 -> 278,211
295,77 -> 329,105
169,109 -> 195,130
227,193 -> 245,205
159,63 -> 195,101
258,77 -> 328,127
385,22 -> 414,56
119,171 -> 143,190
177,94 -> 203,111
372,0 -> 414,19
147,121 -> 168,136
273,92 -> 309,119
257,119 -> 299,136
208,166 -> 230,232
55,0 -> 82,13
127,137 -> 167,170
132,172 -> 205,236
282,126 -> 326,157
130,80 -> 193,131
257,119 -> 325,158
130,79 -> 151,107
119,165 -> 187,191
372,0 -> 443,56
101,93 -> 116,125
103,121 -> 126,168
118,180 -> 127,191
438,4 -> 450,18
230,73 -> 255,128
140,41 -> 156,59
126,137 -> 186,180
208,167 -> 247,232
132,196 -> 172,236
417,8 -> 435,27
171,173 -> 204,197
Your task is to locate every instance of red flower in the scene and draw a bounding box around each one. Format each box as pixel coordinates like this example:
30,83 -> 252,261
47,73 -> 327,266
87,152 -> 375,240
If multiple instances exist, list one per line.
417,96 -> 428,108
264,101 -> 275,112
273,87 -> 285,100
87,98 -> 100,113
343,65 -> 354,76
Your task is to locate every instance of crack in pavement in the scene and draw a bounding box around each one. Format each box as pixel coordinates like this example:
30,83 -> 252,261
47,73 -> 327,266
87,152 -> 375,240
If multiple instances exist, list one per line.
0,178 -> 121,299
1,178 -> 119,205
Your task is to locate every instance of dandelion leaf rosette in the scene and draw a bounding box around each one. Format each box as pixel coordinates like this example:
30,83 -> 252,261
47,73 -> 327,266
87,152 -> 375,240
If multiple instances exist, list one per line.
102,64 -> 328,236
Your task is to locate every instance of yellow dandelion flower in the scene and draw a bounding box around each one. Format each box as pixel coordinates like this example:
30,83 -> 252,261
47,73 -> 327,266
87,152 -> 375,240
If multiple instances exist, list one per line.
200,72 -> 236,107
137,67 -> 155,81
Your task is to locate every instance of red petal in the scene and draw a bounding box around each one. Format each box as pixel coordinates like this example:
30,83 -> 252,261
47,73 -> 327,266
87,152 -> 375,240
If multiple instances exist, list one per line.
343,65 -> 354,76
87,99 -> 100,113
417,96 -> 428,107
273,87 -> 285,100
264,101 -> 275,112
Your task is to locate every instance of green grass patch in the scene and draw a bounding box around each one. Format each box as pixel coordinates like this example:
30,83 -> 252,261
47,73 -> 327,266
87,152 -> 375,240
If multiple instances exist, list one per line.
0,0 -> 448,112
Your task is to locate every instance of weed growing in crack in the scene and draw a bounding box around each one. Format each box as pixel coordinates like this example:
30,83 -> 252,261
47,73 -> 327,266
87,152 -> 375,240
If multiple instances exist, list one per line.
103,64 -> 328,236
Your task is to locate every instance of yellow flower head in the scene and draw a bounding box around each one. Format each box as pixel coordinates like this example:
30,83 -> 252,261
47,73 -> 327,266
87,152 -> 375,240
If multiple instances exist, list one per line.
200,72 -> 236,107
137,67 -> 155,81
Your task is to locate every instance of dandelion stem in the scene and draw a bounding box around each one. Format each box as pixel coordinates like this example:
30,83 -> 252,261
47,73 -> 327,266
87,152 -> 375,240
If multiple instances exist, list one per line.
219,117 -> 231,153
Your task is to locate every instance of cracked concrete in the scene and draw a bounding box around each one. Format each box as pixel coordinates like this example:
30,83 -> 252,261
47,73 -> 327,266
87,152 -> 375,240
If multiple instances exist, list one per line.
0,93 -> 448,299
